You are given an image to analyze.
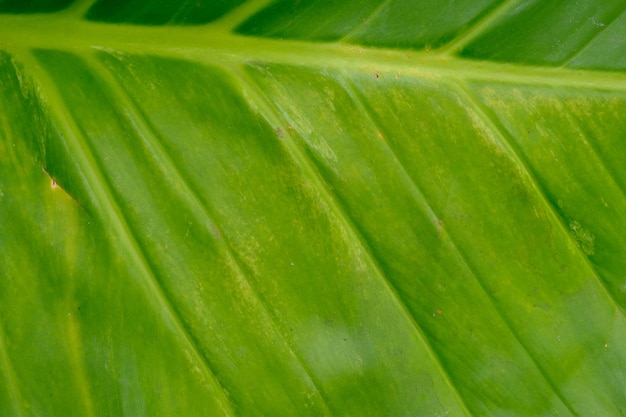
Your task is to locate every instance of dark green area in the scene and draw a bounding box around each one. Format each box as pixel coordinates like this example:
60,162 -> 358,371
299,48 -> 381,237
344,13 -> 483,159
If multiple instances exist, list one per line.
345,0 -> 502,49
236,0 -> 382,41
461,0 -> 625,66
86,0 -> 243,25
236,0 -> 503,49
0,0 -> 73,13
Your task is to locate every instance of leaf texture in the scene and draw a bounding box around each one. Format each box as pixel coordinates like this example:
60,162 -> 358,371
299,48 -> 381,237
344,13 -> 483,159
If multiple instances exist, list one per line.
1,1 -> 625,416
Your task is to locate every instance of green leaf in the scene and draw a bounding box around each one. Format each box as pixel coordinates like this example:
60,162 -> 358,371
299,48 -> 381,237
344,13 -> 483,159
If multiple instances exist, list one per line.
1,1 -> 625,416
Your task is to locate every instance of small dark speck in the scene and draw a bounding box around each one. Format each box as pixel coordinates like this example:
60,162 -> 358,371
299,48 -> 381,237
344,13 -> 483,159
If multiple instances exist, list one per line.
374,73 -> 380,78
275,128 -> 284,138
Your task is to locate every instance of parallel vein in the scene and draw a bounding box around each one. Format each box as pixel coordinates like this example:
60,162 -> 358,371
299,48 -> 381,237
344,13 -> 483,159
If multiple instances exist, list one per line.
564,107 -> 626,206
213,0 -> 276,31
340,0 -> 393,42
438,0 -> 523,55
60,0 -> 96,18
340,77 -> 579,417
232,65 -> 475,417
562,9 -> 626,67
86,53 -> 334,416
19,50 -> 237,417
452,81 -> 626,317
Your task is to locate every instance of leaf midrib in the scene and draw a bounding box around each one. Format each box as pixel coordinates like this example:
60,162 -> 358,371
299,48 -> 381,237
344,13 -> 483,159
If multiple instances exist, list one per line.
1,14 -> 626,93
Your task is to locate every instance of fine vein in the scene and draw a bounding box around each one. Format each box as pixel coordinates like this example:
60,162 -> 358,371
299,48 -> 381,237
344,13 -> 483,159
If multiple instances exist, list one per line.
0,322 -> 23,417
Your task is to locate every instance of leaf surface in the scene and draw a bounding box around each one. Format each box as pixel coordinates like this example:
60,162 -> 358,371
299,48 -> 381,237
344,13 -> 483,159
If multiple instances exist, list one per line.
1,1 -> 625,416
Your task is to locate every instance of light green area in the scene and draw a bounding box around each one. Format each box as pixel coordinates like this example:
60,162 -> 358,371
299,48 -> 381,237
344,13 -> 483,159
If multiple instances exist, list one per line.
0,1 -> 625,416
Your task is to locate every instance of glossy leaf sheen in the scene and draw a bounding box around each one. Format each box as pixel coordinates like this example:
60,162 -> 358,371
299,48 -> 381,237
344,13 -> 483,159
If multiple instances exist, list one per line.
1,1 -> 625,416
